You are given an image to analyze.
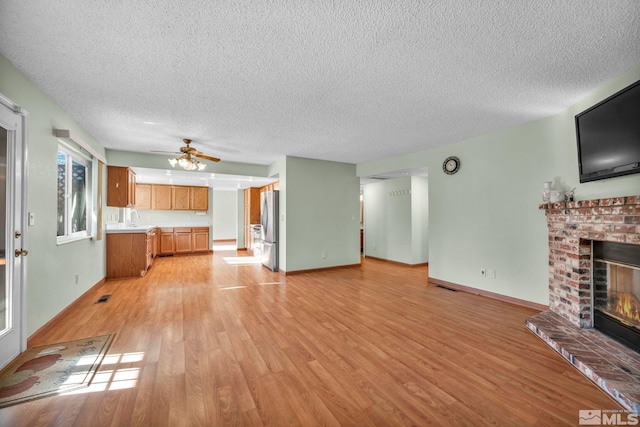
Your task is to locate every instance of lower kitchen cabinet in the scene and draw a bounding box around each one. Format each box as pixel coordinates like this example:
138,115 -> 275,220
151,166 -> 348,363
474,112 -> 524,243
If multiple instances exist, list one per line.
174,228 -> 193,253
107,229 -> 156,279
158,227 -> 210,255
159,228 -> 175,255
192,227 -> 210,252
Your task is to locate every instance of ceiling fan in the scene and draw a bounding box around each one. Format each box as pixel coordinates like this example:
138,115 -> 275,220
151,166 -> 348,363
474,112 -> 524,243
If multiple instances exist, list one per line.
152,139 -> 220,171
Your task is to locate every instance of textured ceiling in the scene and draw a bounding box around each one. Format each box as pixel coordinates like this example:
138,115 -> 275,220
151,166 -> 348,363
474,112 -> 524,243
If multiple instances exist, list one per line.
1,1 -> 639,166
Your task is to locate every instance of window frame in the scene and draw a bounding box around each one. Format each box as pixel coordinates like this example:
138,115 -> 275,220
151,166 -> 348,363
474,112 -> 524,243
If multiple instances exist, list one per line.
56,143 -> 95,245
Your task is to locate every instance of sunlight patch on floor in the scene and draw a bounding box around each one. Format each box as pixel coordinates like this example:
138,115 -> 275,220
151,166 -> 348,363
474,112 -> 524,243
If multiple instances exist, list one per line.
223,256 -> 262,265
63,352 -> 144,394
213,244 -> 238,251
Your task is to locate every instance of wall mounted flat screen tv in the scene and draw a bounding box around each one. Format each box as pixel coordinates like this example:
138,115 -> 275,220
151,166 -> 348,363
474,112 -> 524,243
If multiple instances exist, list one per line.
575,79 -> 640,183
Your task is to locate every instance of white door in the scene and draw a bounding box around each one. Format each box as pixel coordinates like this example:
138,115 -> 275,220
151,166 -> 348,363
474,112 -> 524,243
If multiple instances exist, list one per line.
0,93 -> 28,370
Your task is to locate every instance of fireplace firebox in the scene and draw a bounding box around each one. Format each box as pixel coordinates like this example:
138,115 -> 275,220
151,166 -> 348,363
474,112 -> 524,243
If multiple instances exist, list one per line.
593,241 -> 640,353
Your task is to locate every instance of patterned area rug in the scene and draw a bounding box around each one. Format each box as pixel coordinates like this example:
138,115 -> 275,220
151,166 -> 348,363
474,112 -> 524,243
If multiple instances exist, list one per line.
0,334 -> 115,408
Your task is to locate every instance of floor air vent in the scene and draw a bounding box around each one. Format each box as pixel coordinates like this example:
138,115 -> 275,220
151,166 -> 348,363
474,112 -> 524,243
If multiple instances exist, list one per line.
95,294 -> 112,304
435,285 -> 459,292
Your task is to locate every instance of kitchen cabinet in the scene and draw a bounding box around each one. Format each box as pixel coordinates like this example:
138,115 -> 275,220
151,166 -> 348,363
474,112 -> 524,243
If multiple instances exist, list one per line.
135,184 -> 208,211
159,228 -> 175,255
174,227 -> 193,253
172,186 -> 191,210
244,188 -> 261,250
106,229 -> 156,278
158,227 -> 209,255
107,166 -> 136,207
153,185 -> 173,210
192,227 -> 210,252
191,187 -> 209,210
135,184 -> 152,209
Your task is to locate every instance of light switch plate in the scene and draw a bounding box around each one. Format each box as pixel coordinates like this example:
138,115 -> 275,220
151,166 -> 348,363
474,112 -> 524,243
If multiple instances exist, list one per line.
28,212 -> 35,226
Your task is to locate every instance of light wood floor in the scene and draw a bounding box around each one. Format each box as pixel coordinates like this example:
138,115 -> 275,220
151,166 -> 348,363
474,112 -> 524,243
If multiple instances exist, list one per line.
0,250 -> 622,426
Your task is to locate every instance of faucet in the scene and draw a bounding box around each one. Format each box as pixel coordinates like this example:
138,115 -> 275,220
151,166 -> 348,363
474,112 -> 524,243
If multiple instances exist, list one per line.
130,209 -> 140,224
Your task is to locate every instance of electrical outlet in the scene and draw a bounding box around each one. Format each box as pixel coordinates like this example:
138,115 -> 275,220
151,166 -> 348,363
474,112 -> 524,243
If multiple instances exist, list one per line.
488,269 -> 496,279
481,269 -> 486,277
322,251 -> 327,259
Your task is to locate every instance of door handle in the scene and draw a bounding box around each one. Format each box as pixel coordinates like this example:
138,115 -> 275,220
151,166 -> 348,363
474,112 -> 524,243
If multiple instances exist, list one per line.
15,249 -> 28,257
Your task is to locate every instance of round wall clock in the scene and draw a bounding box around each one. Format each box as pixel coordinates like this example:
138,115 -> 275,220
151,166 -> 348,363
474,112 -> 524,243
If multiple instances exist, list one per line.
442,156 -> 461,175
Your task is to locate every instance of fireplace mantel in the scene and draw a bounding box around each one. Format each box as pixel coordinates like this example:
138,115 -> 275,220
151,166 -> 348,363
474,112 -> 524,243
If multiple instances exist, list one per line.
539,195 -> 640,328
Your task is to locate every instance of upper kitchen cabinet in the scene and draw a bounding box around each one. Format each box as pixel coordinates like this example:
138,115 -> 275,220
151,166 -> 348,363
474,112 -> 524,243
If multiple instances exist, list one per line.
191,186 -> 209,210
152,184 -> 172,210
172,186 -> 191,210
135,184 -> 152,210
173,185 -> 208,211
107,166 -> 136,207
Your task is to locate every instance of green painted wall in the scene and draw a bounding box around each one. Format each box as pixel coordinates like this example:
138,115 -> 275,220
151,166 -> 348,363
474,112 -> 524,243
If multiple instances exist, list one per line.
211,190 -> 237,240
0,54 -> 107,335
276,156 -> 360,272
236,189 -> 245,248
363,176 -> 428,265
357,64 -> 640,305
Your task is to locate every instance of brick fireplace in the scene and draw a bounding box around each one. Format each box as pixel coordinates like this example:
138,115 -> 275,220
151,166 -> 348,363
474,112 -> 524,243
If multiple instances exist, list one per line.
542,195 -> 640,328
527,195 -> 640,413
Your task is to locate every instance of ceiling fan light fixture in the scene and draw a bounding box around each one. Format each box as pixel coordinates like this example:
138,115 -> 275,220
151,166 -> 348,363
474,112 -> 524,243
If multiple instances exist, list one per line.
164,138 -> 216,171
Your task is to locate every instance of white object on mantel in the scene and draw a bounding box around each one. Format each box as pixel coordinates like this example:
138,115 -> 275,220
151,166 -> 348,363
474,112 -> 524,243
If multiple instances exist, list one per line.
542,181 -> 553,202
549,190 -> 565,203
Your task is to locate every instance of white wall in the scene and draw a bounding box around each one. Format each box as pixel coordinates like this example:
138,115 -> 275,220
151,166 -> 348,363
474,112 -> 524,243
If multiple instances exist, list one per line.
211,190 -> 237,240
358,64 -> 640,306
411,176 -> 429,264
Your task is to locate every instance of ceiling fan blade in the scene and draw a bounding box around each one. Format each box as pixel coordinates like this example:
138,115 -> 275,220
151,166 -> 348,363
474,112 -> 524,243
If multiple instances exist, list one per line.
151,150 -> 182,154
195,153 -> 221,162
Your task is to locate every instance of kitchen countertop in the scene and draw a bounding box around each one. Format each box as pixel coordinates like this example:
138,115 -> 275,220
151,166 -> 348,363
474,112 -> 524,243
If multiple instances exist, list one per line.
105,223 -> 210,234
105,224 -> 157,234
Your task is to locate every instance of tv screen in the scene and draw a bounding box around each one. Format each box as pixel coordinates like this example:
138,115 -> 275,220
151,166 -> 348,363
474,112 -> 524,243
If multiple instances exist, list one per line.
575,79 -> 640,183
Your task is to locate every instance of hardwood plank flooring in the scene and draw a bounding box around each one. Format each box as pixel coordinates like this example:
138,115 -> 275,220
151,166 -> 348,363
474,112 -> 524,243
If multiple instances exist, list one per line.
0,250 -> 623,426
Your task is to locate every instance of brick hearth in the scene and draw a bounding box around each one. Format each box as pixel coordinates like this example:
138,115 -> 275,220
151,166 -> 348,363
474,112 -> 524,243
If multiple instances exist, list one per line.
528,195 -> 640,413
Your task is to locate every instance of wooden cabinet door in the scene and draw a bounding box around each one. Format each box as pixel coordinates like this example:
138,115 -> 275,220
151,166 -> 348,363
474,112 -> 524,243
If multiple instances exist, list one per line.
107,166 -> 136,207
135,184 -> 152,209
248,188 -> 261,223
152,185 -> 172,210
145,232 -> 153,269
106,233 -> 146,278
191,187 -> 209,210
159,228 -> 174,254
172,186 -> 190,210
127,168 -> 136,206
151,229 -> 158,258
174,228 -> 193,253
192,227 -> 210,252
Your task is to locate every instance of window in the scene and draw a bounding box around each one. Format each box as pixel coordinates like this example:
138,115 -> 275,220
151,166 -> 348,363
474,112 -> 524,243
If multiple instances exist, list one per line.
57,145 -> 93,243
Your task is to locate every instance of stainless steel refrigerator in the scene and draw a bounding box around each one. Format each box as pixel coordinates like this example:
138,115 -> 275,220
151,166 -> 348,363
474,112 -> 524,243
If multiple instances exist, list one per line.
260,189 -> 279,271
